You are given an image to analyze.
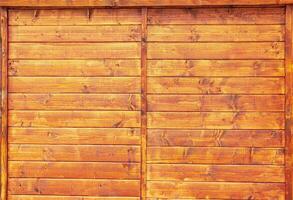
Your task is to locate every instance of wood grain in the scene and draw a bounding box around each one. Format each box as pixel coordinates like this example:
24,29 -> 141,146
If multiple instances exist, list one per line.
8,196 -> 140,200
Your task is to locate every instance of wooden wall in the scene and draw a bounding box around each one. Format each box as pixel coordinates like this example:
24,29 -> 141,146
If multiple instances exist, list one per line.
0,6 -> 290,200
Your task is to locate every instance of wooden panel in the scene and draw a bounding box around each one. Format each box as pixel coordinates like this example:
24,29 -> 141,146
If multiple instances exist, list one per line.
147,147 -> 284,164
9,128 -> 141,145
9,25 -> 141,42
148,95 -> 284,111
8,178 -> 140,196
9,60 -> 141,77
148,77 -> 284,94
148,8 -> 285,25
8,196 -> 140,200
9,43 -> 141,59
9,77 -> 141,93
147,60 -> 284,77
147,112 -> 284,129
147,181 -> 285,199
9,9 -> 142,25
9,145 -> 141,162
148,25 -> 285,42
148,42 -> 284,59
9,111 -> 141,128
9,161 -> 140,179
9,94 -> 141,111
147,129 -> 285,147
147,164 -> 285,182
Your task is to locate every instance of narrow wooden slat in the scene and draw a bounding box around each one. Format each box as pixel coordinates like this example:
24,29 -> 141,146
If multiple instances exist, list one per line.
147,164 -> 285,182
148,42 -> 284,59
148,77 -> 284,94
147,147 -> 284,165
148,8 -> 285,25
147,60 -> 285,77
147,129 -> 285,147
9,145 -> 141,162
9,161 -> 140,179
8,196 -> 140,200
9,25 -> 141,42
148,95 -> 284,111
9,111 -> 141,128
9,128 -> 141,145
148,25 -> 285,42
9,77 -> 141,93
8,60 -> 141,77
8,178 -> 140,196
9,43 -> 141,59
9,94 -> 141,111
147,181 -> 285,199
9,9 -> 142,25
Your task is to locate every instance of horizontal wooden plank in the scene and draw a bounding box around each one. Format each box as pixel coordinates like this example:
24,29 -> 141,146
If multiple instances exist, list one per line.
147,164 -> 285,182
9,111 -> 141,128
9,94 -> 141,110
148,42 -> 284,59
147,181 -> 285,199
148,77 -> 284,94
1,0 -> 293,7
148,8 -> 285,25
9,25 -> 141,42
148,95 -> 284,111
9,128 -> 141,145
9,161 -> 140,179
147,129 -> 285,147
147,112 -> 284,129
8,178 -> 140,196
9,43 -> 141,59
9,77 -> 141,93
148,25 -> 284,42
9,9 -> 141,25
147,147 -> 284,164
147,60 -> 285,77
9,60 -> 141,77
8,196 -> 140,200
9,145 -> 140,162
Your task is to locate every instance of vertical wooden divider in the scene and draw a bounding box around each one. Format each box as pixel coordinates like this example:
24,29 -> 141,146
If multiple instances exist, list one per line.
286,5 -> 293,200
141,7 -> 148,200
0,7 -> 8,200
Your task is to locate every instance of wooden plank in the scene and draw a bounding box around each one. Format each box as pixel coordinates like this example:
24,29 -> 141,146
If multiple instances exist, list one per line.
9,128 -> 141,145
8,178 -> 140,196
9,94 -> 141,111
9,161 -> 140,179
147,60 -> 285,77
9,43 -> 141,59
8,60 -> 141,77
147,164 -> 285,182
1,0 -> 293,7
148,77 -> 285,94
8,196 -> 140,200
1,7 -> 8,200
285,5 -> 293,200
147,129 -> 285,147
147,181 -> 285,199
148,42 -> 284,59
9,77 -> 141,93
9,145 -> 141,162
9,111 -> 141,128
148,8 -> 285,25
148,25 -> 285,42
9,25 -> 141,42
9,9 -> 142,25
147,147 -> 284,164
147,95 -> 285,111
147,112 -> 284,129
140,8 -> 148,200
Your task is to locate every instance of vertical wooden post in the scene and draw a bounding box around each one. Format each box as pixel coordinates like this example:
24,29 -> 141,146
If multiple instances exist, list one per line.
286,5 -> 293,200
141,7 -> 147,200
0,7 -> 8,200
